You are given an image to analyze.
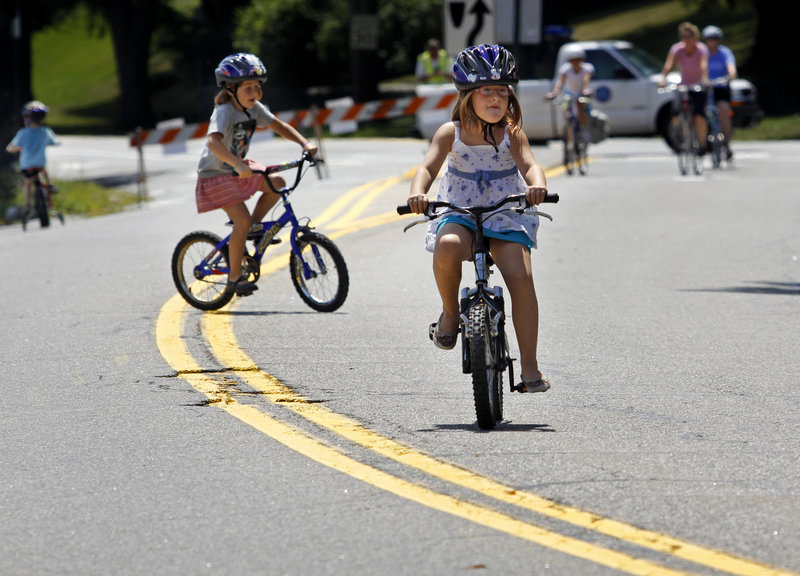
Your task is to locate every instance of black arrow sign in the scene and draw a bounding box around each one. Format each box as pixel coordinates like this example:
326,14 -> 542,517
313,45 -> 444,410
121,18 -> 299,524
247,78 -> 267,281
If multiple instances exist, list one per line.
467,0 -> 490,46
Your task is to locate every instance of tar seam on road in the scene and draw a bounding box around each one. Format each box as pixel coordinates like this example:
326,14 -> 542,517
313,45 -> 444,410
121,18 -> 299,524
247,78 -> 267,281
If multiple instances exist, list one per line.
156,168 -> 796,576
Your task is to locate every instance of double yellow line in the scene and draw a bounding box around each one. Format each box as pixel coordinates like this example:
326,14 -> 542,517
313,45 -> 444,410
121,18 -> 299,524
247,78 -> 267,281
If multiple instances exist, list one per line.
156,169 -> 794,576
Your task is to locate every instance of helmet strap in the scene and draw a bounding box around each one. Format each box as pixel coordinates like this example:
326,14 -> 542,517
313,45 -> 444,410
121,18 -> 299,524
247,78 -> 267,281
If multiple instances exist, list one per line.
226,85 -> 252,119
481,121 -> 500,152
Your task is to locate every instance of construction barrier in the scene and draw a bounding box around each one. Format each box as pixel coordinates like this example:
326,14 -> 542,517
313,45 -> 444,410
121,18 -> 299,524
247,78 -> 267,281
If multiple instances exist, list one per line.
128,92 -> 457,148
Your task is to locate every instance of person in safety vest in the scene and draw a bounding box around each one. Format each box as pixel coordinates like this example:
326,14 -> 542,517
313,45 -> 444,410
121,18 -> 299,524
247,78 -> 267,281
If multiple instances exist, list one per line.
416,39 -> 451,83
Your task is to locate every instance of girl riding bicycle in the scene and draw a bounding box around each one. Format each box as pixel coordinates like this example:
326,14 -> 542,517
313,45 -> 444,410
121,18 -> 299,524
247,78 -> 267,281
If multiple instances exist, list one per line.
196,53 -> 317,296
407,44 -> 551,394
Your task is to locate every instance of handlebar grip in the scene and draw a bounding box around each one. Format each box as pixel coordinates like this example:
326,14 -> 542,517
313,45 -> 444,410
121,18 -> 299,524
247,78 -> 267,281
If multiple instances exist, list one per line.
397,205 -> 413,215
543,193 -> 559,203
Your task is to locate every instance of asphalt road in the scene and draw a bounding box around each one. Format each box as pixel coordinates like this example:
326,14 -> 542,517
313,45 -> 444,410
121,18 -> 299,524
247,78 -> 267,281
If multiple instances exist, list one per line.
1,133 -> 798,576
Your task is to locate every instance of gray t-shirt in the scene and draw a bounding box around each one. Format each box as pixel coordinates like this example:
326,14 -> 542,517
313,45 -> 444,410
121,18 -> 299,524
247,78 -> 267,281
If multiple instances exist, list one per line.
197,101 -> 275,178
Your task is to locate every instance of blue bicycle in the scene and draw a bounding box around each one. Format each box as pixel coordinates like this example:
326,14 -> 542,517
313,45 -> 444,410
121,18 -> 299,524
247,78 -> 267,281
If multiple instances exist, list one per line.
171,151 -> 349,311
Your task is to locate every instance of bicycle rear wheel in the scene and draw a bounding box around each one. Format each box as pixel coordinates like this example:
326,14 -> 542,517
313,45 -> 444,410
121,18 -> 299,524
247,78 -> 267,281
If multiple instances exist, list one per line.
289,231 -> 349,312
675,117 -> 690,176
469,303 -> 503,430
171,231 -> 235,311
34,185 -> 50,228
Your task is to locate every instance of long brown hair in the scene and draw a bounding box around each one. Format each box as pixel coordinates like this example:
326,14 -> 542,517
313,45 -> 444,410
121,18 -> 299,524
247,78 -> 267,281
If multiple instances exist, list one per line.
214,87 -> 234,106
451,88 -> 523,135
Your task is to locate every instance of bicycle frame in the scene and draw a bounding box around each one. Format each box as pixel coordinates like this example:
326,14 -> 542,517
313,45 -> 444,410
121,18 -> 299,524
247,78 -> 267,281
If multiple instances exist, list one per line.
399,193 -> 556,390
194,152 -> 323,281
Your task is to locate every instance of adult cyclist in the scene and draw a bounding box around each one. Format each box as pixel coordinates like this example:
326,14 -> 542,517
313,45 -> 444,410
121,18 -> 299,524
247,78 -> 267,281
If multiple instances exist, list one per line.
659,22 -> 710,154
547,45 -> 594,144
703,25 -> 737,160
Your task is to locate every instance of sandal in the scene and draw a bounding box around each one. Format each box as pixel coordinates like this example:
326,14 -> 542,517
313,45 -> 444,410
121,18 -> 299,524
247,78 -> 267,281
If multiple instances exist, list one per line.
513,377 -> 551,394
428,314 -> 458,350
227,276 -> 258,297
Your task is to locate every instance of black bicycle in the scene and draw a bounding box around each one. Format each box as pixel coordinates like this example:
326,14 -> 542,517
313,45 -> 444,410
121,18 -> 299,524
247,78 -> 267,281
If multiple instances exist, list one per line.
21,168 -> 64,231
171,151 -> 348,312
398,192 -> 558,429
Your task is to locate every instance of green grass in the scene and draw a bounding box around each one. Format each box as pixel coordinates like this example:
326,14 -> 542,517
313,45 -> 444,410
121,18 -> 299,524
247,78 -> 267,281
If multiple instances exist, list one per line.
32,4 -> 121,134
1,178 -> 139,226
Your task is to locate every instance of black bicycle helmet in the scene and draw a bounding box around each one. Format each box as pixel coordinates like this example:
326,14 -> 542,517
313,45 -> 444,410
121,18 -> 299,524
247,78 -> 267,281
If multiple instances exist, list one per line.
214,53 -> 268,87
22,100 -> 48,122
451,44 -> 518,91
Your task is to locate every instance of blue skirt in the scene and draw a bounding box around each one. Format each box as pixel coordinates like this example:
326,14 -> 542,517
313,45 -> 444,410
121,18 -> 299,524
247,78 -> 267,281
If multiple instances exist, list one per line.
436,215 -> 533,249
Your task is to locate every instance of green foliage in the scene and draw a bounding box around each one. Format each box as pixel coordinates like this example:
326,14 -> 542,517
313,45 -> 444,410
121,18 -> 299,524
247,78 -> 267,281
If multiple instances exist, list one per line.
235,0 -> 351,90
234,0 -> 442,89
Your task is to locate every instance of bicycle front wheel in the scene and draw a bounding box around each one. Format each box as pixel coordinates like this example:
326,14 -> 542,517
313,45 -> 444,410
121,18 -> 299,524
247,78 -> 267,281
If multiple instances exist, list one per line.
290,231 -> 349,312
576,137 -> 588,176
171,231 -> 234,311
469,303 -> 503,430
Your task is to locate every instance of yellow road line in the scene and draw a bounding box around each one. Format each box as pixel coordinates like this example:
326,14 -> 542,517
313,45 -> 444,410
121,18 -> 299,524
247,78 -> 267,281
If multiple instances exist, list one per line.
158,296 -> 695,576
201,310 -> 794,576
157,170 -> 796,576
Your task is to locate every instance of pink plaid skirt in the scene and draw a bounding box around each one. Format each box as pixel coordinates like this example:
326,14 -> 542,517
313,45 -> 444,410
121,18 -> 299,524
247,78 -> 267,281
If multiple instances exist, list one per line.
195,173 -> 264,213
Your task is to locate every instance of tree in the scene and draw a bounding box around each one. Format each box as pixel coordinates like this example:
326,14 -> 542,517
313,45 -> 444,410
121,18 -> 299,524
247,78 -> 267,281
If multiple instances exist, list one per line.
746,0 -> 798,114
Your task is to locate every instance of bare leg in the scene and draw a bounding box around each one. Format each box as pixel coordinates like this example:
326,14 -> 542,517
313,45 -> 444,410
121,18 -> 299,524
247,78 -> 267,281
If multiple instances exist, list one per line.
250,175 -> 284,224
491,239 -> 542,381
432,223 -> 473,334
223,202 -> 251,281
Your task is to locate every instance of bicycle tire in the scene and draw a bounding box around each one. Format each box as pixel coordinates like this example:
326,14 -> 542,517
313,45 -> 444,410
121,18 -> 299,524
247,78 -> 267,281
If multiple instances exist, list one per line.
289,231 -> 349,312
576,137 -> 588,176
563,123 -> 575,176
171,231 -> 234,311
469,303 -> 503,430
34,185 -> 50,228
676,117 -> 690,176
691,126 -> 703,176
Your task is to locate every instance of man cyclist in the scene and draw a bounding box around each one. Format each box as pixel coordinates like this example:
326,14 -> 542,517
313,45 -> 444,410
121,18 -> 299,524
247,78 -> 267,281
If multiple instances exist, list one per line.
703,25 -> 737,159
659,22 -> 709,153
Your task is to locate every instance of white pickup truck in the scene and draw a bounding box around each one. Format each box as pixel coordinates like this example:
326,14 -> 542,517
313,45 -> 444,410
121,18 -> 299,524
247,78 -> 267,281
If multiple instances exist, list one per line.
415,40 -> 762,145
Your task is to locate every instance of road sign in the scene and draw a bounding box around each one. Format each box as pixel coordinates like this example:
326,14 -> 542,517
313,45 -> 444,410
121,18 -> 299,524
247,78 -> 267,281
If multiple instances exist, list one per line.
444,0 -> 496,57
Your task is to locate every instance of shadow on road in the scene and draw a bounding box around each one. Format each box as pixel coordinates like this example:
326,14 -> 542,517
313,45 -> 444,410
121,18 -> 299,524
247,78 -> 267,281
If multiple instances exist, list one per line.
682,280 -> 800,296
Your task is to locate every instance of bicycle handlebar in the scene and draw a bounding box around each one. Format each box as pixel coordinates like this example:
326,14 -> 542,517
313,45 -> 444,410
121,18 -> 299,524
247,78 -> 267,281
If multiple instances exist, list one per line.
247,150 -> 323,195
396,192 -> 559,217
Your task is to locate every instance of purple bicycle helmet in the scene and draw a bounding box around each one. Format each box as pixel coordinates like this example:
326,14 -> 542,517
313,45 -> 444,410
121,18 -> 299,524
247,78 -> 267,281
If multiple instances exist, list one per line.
214,53 -> 268,87
451,44 -> 518,91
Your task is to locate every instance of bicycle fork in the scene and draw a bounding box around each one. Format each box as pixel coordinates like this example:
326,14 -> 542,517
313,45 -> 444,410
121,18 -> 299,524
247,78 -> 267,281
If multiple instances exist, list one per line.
459,285 -> 514,386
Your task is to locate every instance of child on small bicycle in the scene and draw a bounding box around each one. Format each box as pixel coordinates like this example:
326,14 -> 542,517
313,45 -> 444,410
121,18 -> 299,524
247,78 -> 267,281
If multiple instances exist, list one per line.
6,101 -> 59,214
546,44 -> 594,142
406,44 -> 551,393
196,53 -> 317,296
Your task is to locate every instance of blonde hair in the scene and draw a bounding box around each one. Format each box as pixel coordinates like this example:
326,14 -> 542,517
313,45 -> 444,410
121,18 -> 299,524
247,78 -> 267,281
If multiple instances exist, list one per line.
678,22 -> 700,39
451,89 -> 523,135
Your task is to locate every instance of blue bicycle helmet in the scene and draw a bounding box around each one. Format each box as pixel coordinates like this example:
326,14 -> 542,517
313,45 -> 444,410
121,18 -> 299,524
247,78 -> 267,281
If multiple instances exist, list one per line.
214,53 -> 268,87
451,44 -> 518,91
22,100 -> 48,122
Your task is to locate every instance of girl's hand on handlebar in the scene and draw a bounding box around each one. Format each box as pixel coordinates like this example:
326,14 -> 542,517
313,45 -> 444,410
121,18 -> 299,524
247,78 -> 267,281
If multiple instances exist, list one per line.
302,141 -> 319,156
235,160 -> 253,178
407,194 -> 429,214
525,185 -> 548,206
